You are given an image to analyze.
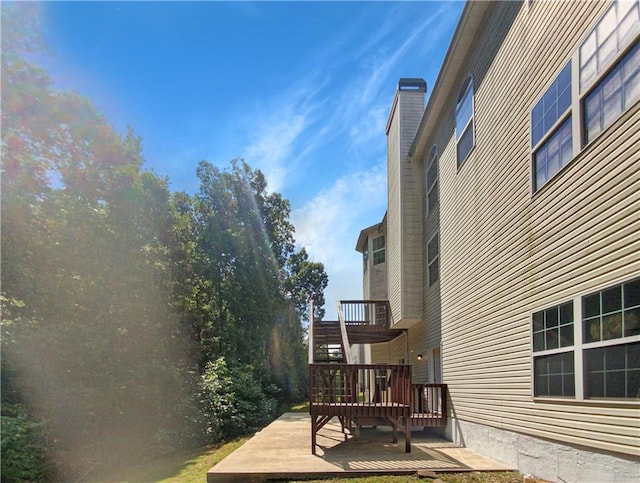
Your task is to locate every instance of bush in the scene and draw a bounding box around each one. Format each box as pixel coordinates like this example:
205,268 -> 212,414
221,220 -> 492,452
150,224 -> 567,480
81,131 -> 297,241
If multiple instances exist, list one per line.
199,357 -> 278,442
1,405 -> 51,482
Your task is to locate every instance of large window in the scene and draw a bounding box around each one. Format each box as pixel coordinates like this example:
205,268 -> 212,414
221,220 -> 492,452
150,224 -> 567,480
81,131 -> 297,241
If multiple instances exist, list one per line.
372,235 -> 385,265
584,42 -> 640,144
426,145 -> 438,216
456,76 -> 474,168
579,0 -> 640,91
531,277 -> 640,400
532,301 -> 575,397
427,233 -> 439,286
531,62 -> 573,191
530,0 -> 639,192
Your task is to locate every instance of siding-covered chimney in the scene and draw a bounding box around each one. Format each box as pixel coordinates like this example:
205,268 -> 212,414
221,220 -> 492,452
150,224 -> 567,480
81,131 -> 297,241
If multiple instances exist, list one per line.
385,78 -> 426,328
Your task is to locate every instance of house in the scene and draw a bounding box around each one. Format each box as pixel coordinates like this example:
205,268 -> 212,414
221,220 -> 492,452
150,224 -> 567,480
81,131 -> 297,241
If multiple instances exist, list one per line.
311,0 -> 639,481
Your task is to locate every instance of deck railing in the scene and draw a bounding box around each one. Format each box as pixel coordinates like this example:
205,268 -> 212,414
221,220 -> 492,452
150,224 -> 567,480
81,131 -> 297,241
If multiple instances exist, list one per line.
339,300 -> 391,328
310,363 -> 411,411
410,383 -> 447,426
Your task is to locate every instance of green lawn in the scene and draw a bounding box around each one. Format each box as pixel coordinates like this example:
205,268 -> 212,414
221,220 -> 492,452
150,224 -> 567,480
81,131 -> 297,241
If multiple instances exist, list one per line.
89,437 -> 250,483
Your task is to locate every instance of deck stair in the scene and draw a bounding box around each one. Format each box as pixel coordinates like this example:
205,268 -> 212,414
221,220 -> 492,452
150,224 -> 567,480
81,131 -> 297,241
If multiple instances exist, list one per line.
312,320 -> 347,363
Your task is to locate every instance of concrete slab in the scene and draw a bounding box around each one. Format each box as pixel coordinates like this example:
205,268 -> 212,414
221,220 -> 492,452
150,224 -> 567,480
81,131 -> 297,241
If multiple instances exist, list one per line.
207,412 -> 516,482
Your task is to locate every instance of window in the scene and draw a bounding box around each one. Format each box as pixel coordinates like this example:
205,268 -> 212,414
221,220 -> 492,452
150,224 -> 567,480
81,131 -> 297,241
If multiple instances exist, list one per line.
532,301 -> 575,397
427,233 -> 439,286
363,245 -> 369,273
534,117 -> 573,190
426,145 -> 438,215
579,0 -> 640,92
456,76 -> 474,167
535,352 -> 576,397
582,279 -> 640,398
530,1 -> 640,192
531,277 -> 640,400
584,42 -> 640,144
372,235 -> 385,265
531,62 -> 573,191
532,302 -> 574,352
531,62 -> 572,147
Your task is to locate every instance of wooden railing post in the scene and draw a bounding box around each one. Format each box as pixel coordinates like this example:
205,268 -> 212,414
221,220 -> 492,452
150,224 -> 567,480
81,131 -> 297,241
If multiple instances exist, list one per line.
308,299 -> 314,364
336,301 -> 354,364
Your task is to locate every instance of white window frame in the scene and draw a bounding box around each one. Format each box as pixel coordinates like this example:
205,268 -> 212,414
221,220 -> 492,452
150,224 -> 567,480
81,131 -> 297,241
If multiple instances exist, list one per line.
455,76 -> 475,168
427,232 -> 439,287
530,0 -> 640,194
426,145 -> 439,216
372,235 -> 385,266
530,61 -> 574,192
531,275 -> 640,402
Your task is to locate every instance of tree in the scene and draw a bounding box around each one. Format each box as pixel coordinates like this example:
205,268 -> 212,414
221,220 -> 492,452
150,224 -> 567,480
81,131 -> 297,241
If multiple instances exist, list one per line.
2,5 -> 200,477
286,248 -> 329,321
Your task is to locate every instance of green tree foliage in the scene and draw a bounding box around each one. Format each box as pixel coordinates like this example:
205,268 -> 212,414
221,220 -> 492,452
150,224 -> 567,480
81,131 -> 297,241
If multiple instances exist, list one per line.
1,405 -> 51,483
198,357 -> 278,442
1,3 -> 328,480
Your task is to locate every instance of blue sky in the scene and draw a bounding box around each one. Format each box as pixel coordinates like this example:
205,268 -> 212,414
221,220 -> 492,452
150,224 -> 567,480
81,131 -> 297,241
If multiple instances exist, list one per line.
39,1 -> 464,315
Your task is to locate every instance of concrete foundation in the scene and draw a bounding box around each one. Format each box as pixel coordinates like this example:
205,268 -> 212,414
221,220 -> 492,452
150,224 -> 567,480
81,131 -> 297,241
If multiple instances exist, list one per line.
446,418 -> 640,483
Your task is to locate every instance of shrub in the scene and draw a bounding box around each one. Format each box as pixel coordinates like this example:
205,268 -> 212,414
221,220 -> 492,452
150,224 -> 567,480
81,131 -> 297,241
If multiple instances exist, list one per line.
199,357 -> 278,442
1,405 -> 51,482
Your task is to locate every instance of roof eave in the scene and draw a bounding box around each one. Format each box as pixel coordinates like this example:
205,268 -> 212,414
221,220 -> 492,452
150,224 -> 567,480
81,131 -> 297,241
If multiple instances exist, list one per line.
409,1 -> 495,161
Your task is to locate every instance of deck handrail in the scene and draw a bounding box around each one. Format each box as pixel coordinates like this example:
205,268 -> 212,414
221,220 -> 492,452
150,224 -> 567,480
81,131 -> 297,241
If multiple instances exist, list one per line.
309,363 -> 411,407
336,302 -> 355,364
308,299 -> 314,364
410,383 -> 447,420
338,300 -> 391,328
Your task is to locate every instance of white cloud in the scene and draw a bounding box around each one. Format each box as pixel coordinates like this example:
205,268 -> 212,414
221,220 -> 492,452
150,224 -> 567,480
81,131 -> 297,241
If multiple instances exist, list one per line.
243,112 -> 306,193
292,164 -> 387,315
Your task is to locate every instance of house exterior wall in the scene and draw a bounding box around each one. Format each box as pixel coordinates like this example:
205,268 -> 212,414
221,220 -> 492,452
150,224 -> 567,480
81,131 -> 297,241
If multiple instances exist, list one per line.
356,1 -> 639,476
427,0 -> 640,464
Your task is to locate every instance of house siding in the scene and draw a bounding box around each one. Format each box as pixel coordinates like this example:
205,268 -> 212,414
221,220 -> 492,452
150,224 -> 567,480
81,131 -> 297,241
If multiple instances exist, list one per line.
387,96 -> 402,324
436,0 -> 640,458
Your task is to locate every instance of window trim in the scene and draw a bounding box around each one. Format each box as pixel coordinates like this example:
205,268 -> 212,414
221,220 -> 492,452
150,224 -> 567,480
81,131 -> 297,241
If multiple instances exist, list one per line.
426,145 -> 439,216
456,75 -> 475,169
531,275 -> 640,402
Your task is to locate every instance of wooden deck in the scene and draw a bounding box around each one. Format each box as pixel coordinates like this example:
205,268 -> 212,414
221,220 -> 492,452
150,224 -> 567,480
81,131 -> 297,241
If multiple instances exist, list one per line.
310,363 -> 447,454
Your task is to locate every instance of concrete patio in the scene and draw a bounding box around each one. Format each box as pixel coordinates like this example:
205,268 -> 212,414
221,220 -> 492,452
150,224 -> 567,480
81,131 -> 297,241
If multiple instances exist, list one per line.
207,412 -> 517,482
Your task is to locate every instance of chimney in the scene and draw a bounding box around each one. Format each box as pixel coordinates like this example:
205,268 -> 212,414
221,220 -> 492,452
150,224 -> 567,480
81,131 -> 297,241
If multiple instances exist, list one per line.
385,78 -> 427,328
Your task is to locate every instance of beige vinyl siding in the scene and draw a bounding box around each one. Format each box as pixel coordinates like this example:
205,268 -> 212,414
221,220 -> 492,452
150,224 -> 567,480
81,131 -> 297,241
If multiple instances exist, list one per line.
370,341 -> 389,365
436,0 -> 640,457
368,263 -> 387,300
387,96 -> 402,324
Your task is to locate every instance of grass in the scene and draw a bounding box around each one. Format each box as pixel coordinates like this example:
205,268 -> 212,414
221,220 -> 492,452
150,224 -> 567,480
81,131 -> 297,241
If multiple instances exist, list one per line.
289,401 -> 310,412
90,436 -> 251,483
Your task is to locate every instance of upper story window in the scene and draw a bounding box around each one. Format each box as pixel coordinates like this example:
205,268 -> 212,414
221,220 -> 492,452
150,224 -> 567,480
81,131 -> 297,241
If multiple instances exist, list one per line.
372,235 -> 385,265
584,39 -> 640,144
531,277 -> 640,400
581,1 -> 640,145
426,145 -> 439,216
427,232 -> 439,286
530,0 -> 640,193
363,244 -> 369,273
579,0 -> 640,91
456,76 -> 475,168
531,62 -> 573,191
